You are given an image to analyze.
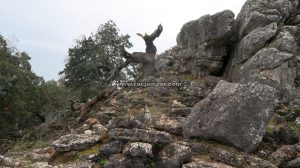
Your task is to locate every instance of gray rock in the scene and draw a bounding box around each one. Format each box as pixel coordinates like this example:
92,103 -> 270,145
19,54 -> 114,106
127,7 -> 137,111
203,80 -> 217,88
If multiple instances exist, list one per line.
123,142 -> 153,158
183,80 -> 277,152
271,125 -> 299,145
236,0 -> 298,38
177,10 -> 235,48
52,134 -> 102,152
182,160 -> 234,168
91,140 -> 124,162
169,107 -> 192,117
104,154 -> 147,168
153,116 -> 185,135
109,128 -> 172,144
268,145 -> 297,167
283,158 -> 300,168
234,23 -> 278,64
109,116 -> 144,129
157,143 -> 192,168
229,48 -> 296,102
176,10 -> 235,76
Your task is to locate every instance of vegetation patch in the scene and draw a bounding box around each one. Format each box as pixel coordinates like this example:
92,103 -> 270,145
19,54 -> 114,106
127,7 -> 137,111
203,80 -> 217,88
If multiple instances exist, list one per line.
78,144 -> 101,156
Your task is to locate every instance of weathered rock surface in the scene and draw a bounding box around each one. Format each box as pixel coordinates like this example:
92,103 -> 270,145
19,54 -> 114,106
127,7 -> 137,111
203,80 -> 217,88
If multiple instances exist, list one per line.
109,128 -> 172,144
283,158 -> 300,168
176,10 -> 235,76
153,115 -> 185,135
182,160 -> 234,168
268,145 -> 297,166
184,80 -> 277,152
169,107 -> 192,117
91,140 -> 124,162
236,0 -> 298,38
157,143 -> 192,168
189,141 -> 277,168
123,142 -> 153,158
52,134 -> 102,152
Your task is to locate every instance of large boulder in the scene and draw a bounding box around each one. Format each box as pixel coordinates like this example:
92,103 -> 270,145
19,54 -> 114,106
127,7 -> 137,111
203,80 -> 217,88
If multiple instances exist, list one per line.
183,80 -> 277,152
236,0 -> 298,39
176,10 -> 235,76
177,10 -> 235,48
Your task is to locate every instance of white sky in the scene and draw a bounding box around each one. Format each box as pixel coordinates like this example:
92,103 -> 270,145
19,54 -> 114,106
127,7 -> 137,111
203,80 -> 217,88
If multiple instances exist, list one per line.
0,0 -> 246,81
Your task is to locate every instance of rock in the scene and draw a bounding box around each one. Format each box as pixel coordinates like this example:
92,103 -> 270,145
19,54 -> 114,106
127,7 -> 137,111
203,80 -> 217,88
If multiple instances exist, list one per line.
0,155 -> 21,167
52,134 -> 102,152
176,10 -> 235,76
84,118 -> 98,128
177,10 -> 235,48
84,130 -> 93,136
184,80 -> 277,152
169,107 -> 192,117
123,142 -> 153,158
91,140 -> 124,162
103,154 -> 127,168
104,154 -> 147,168
295,117 -> 300,126
234,23 -> 278,64
157,143 -> 192,168
283,158 -> 300,168
268,145 -> 297,166
236,0 -> 298,38
109,116 -> 144,129
109,128 -> 172,144
92,123 -> 109,138
153,116 -> 185,135
182,160 -> 234,168
58,159 -> 95,168
30,162 -> 53,168
135,112 -> 152,125
271,125 -> 299,145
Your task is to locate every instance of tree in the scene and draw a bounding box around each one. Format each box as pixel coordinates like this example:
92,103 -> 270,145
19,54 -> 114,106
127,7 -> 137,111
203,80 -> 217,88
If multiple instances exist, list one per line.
0,35 -> 45,137
60,20 -> 133,92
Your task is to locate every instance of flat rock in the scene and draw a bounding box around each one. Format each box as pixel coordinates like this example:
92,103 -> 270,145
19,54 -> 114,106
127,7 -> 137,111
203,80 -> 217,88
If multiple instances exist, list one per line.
52,134 -> 102,152
153,116 -> 185,135
182,160 -> 234,168
109,128 -> 172,144
184,80 -> 277,152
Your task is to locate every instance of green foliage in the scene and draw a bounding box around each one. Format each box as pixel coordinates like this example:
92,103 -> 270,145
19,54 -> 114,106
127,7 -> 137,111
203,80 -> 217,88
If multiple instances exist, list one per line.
0,34 -> 47,138
99,158 -> 108,167
60,20 -> 135,93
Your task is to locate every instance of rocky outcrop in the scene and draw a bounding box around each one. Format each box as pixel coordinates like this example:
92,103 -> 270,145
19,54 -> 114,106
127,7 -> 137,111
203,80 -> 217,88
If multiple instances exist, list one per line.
183,80 -> 277,152
235,0 -> 298,39
176,10 -> 235,76
225,0 -> 299,102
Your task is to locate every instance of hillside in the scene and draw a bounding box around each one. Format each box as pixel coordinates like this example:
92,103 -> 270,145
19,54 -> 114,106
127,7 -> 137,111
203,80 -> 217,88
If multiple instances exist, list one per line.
2,0 -> 300,167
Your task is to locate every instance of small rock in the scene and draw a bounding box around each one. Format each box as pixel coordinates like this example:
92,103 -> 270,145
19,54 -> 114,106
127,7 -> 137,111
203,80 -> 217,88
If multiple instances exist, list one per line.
169,107 -> 191,117
153,115 -> 185,135
157,143 -> 192,168
269,145 -> 297,167
84,130 -> 93,136
123,142 -> 153,158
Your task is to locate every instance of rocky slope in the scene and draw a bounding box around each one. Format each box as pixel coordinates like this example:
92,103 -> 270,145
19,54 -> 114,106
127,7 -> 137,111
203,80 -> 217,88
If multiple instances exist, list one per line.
2,0 -> 300,167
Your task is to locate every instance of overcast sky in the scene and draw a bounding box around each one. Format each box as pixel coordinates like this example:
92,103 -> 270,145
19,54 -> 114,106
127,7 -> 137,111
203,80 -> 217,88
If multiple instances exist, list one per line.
0,0 -> 246,81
